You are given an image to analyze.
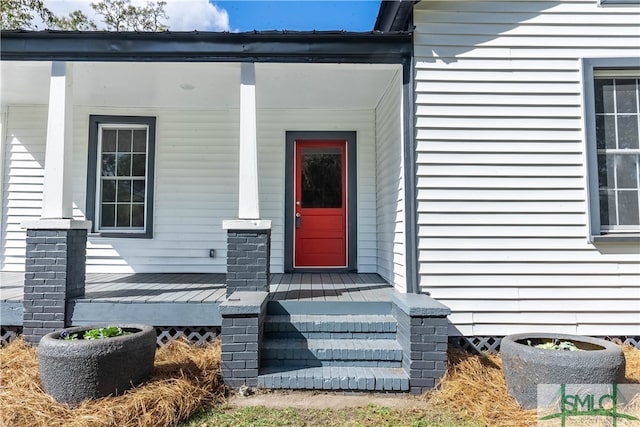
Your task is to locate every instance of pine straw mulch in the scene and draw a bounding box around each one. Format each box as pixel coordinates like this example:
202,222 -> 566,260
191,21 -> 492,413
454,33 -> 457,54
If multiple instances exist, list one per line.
1,338 -> 639,427
0,338 -> 223,427
426,344 -> 640,427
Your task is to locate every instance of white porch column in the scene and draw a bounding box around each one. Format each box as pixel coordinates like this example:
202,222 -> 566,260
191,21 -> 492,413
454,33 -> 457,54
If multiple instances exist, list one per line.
238,62 -> 260,219
42,61 -> 74,219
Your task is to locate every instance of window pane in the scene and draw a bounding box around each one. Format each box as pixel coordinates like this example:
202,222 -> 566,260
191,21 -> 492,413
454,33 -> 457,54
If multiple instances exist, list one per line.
131,204 -> 145,227
117,180 -> 132,202
132,154 -> 146,176
595,79 -> 615,113
616,155 -> 638,189
117,130 -> 132,152
101,154 -> 116,176
102,129 -> 117,152
132,180 -> 145,202
116,153 -> 131,176
101,203 -> 115,227
617,115 -> 639,149
599,190 -> 616,227
133,130 -> 146,152
615,79 -> 638,114
116,204 -> 131,227
301,148 -> 342,208
597,154 -> 615,189
101,180 -> 116,202
618,190 -> 639,225
595,115 -> 616,149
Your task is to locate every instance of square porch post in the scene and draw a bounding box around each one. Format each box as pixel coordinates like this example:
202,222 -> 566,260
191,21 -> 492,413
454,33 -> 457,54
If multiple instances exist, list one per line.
223,63 -> 272,296
21,62 -> 91,345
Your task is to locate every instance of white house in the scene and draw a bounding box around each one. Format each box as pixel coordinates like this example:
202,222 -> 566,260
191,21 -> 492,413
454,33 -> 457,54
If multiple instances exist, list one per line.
1,0 -> 638,369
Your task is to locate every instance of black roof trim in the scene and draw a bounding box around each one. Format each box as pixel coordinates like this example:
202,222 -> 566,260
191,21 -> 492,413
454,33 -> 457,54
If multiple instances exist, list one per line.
374,1 -> 416,32
0,30 -> 412,63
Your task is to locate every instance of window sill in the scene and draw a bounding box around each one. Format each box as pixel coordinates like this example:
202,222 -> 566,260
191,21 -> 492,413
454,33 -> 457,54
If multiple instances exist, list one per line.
89,232 -> 152,239
592,233 -> 640,243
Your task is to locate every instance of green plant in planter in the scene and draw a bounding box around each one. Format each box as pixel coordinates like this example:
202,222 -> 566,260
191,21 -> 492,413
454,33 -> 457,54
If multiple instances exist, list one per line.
59,326 -> 131,340
527,339 -> 582,351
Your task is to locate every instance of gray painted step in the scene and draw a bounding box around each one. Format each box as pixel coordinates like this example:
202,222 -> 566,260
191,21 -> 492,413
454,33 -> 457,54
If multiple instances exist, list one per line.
258,366 -> 409,391
264,314 -> 397,338
267,300 -> 392,316
261,338 -> 403,367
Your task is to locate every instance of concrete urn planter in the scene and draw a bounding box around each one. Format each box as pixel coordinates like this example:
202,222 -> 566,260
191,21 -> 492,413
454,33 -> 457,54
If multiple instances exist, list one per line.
38,324 -> 156,405
500,333 -> 626,409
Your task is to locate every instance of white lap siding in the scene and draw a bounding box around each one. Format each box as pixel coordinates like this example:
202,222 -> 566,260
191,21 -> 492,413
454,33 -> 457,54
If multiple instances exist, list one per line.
414,0 -> 640,336
2,106 -> 47,271
375,71 -> 407,291
2,106 -> 377,274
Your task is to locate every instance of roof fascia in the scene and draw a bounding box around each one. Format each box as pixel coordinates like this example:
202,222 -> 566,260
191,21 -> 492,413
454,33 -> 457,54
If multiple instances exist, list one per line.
0,31 -> 412,63
374,1 -> 416,32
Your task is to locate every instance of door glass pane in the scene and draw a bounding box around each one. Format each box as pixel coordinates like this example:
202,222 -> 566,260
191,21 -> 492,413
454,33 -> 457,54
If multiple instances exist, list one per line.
301,147 -> 342,208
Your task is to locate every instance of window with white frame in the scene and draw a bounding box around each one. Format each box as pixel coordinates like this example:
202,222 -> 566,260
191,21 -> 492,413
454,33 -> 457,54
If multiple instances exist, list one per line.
594,76 -> 640,232
87,116 -> 156,237
583,58 -> 640,239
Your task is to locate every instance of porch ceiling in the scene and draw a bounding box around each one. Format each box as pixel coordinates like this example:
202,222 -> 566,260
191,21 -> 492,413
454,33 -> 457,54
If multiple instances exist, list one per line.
1,61 -> 399,110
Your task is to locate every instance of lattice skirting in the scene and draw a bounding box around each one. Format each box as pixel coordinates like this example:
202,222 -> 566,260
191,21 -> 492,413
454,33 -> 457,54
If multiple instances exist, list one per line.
156,326 -> 220,346
1,326 -> 23,346
451,335 -> 640,354
0,326 -> 219,347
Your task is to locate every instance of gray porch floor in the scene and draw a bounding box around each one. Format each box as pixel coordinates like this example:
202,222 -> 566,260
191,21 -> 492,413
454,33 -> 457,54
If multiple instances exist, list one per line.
0,272 -> 393,303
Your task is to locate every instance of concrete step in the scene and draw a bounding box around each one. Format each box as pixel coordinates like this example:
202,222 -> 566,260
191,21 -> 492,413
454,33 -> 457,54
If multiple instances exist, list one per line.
258,366 -> 409,391
261,338 -> 403,367
263,314 -> 397,340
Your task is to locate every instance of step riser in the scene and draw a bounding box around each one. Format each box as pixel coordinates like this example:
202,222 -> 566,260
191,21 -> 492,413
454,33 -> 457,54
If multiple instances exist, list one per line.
258,368 -> 409,391
264,331 -> 397,340
261,360 -> 403,368
261,347 -> 402,363
267,301 -> 392,316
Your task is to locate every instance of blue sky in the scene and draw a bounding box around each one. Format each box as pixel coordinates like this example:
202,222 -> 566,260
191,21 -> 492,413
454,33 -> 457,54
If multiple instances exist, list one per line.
42,0 -> 382,32
215,1 -> 381,32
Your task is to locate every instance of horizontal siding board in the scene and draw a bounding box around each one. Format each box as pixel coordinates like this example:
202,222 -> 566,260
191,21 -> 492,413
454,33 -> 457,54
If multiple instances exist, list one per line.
414,0 -> 640,336
375,71 -> 406,291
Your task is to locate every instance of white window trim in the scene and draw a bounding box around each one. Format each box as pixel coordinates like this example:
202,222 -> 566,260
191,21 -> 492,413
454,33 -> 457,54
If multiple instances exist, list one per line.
581,57 -> 640,242
95,123 -> 150,234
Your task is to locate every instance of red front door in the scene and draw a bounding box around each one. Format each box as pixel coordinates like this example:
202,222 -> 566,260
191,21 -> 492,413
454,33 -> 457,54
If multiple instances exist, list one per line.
294,140 -> 347,268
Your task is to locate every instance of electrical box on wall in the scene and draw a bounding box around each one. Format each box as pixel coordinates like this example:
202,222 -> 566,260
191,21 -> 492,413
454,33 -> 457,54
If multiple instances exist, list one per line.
209,249 -> 215,258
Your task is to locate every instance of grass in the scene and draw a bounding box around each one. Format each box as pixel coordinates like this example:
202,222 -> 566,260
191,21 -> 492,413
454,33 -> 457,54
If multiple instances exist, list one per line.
180,404 -> 482,427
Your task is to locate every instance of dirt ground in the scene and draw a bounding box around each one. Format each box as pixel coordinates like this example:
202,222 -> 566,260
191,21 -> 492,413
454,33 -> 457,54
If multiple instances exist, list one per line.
227,389 -> 426,410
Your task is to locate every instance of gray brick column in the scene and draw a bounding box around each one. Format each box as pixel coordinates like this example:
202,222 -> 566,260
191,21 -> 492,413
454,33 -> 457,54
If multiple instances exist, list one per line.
392,293 -> 451,395
22,227 -> 88,345
219,291 -> 268,388
223,220 -> 271,297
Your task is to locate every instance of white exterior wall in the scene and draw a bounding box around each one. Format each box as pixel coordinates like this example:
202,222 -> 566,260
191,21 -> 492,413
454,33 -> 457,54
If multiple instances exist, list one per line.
375,71 -> 407,291
1,105 -> 377,274
414,0 -> 640,336
2,106 -> 47,270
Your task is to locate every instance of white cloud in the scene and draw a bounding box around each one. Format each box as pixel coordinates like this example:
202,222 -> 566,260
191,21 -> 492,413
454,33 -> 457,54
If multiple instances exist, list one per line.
41,0 -> 230,31
165,0 -> 229,31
